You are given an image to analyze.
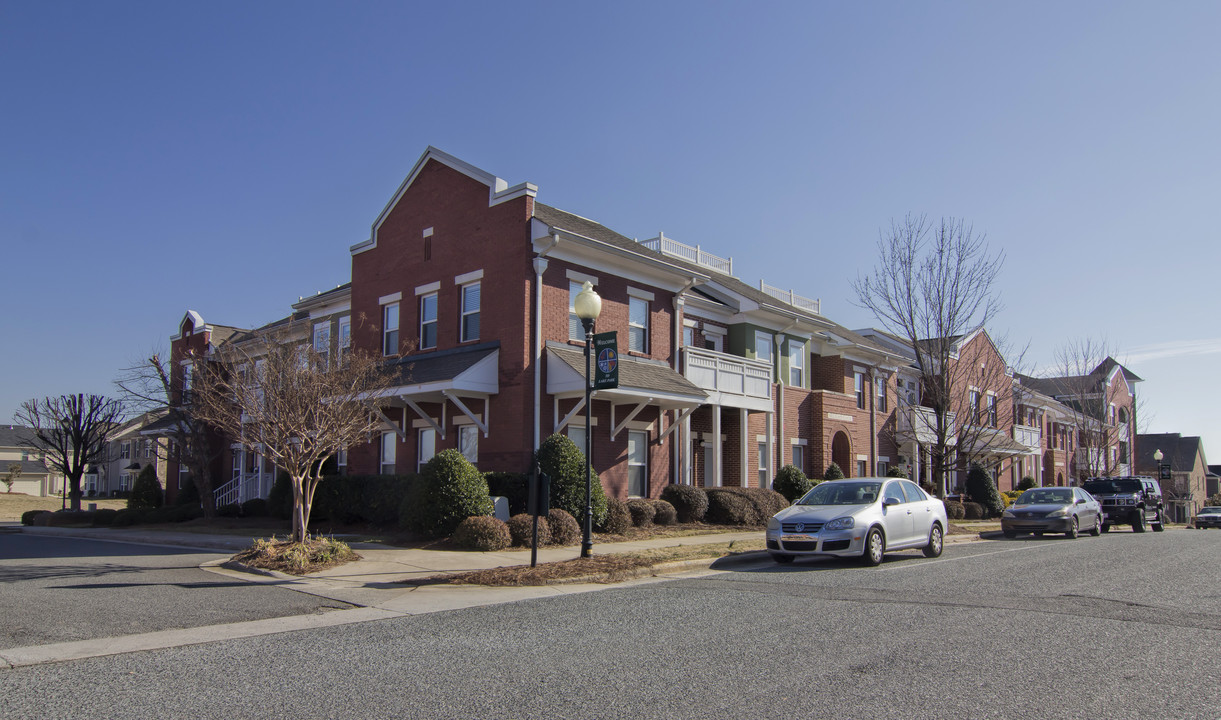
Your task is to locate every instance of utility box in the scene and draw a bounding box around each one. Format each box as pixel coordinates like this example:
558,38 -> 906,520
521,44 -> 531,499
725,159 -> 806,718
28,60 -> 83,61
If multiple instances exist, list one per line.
491,496 -> 510,522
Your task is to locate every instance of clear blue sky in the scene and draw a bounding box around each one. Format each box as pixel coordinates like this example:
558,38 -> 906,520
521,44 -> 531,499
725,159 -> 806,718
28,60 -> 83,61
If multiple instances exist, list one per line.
3,1 -> 1219,460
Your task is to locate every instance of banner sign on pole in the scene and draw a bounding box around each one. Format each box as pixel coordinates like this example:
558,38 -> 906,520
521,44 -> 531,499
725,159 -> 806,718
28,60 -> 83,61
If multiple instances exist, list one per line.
593,331 -> 619,390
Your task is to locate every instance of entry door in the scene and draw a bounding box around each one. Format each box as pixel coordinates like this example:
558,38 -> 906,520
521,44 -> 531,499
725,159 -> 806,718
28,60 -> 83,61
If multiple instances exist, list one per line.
703,440 -> 716,488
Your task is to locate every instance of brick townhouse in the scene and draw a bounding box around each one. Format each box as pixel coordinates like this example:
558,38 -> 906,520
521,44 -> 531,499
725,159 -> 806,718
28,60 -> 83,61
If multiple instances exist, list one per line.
160,147 -> 1143,506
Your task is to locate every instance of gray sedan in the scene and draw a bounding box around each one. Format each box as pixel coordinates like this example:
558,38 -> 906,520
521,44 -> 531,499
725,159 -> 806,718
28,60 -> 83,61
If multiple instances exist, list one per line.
1001,487 -> 1102,539
766,478 -> 948,566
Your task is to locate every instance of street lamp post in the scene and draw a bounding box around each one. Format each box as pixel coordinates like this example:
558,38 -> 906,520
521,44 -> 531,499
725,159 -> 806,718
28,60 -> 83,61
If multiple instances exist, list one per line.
573,281 -> 602,558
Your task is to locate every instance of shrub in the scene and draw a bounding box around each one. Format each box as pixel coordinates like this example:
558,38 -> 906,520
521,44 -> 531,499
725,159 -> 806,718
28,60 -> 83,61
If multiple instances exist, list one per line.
268,471 -> 293,520
128,464 -> 164,510
885,466 -> 908,478
92,509 -> 119,527
962,502 -> 985,520
174,479 -> 201,508
943,500 -> 965,519
21,510 -> 48,526
1018,476 -> 1038,491
547,508 -> 581,545
218,503 -> 242,518
772,464 -> 812,503
507,513 -> 550,547
650,499 -> 677,526
111,508 -> 148,527
660,484 -> 708,523
536,434 -> 608,530
314,474 -> 415,526
600,497 -> 632,534
241,498 -> 269,517
485,472 -> 529,515
401,449 -> 493,538
823,463 -> 845,481
966,463 -> 1005,518
451,515 -> 512,551
626,499 -> 656,527
47,510 -> 96,526
705,488 -> 759,525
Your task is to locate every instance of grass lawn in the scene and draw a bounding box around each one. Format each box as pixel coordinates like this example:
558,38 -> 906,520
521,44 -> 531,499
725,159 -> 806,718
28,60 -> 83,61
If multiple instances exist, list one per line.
0,492 -> 127,521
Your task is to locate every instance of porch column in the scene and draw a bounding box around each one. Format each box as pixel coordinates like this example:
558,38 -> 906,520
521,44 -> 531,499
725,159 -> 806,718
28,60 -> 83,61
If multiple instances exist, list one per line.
740,408 -> 749,487
764,411 -> 774,491
712,405 -> 722,488
683,412 -> 693,485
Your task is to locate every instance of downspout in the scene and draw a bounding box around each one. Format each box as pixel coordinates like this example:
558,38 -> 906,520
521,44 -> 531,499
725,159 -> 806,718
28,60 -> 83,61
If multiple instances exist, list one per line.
672,277 -> 698,486
533,232 -> 560,454
773,318 -> 800,484
868,367 -> 877,475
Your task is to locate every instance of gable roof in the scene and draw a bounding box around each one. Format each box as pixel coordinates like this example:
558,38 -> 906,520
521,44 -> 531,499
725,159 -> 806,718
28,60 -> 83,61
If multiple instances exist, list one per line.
1136,433 -> 1207,473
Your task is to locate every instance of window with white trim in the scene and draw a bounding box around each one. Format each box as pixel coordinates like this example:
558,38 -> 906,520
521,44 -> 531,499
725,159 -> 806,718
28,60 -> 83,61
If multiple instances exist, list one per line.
683,327 -> 694,347
567,425 -> 587,460
987,395 -> 998,427
569,282 -> 585,341
758,441 -> 769,487
337,447 -> 348,475
383,302 -> 400,356
628,297 -> 648,352
338,316 -> 351,364
459,425 -> 478,464
706,334 -> 722,352
876,376 -> 887,412
856,460 -> 868,477
313,322 -> 330,370
755,331 -> 772,365
877,460 -> 889,476
855,372 -> 866,410
417,428 -> 436,471
627,430 -> 647,496
792,445 -> 805,474
969,390 -> 981,423
460,282 -> 480,342
419,293 -> 437,350
787,340 -> 803,387
380,432 -> 397,474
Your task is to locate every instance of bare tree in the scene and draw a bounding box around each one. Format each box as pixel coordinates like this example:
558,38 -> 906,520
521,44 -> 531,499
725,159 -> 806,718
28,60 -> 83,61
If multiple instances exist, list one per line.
191,327 -> 397,543
1047,338 -> 1136,480
854,214 -> 1007,495
115,351 -> 221,518
2,462 -> 21,493
14,394 -> 124,510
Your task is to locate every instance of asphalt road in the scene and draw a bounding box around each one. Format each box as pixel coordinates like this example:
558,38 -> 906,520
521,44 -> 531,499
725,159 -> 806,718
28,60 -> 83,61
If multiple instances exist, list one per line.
0,535 -> 352,649
4,530 -> 1220,719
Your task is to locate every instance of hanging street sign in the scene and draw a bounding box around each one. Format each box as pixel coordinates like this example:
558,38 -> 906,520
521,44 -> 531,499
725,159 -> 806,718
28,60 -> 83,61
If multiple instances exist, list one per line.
593,331 -> 619,390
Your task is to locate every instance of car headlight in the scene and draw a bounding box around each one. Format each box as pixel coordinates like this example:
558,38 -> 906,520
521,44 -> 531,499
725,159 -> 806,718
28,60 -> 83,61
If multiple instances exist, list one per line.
1047,507 -> 1068,517
1002,509 -> 1015,518
824,517 -> 854,531
767,518 -> 780,531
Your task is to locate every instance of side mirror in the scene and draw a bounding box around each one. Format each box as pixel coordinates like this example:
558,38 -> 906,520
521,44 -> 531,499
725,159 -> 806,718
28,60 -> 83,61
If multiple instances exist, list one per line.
883,497 -> 900,507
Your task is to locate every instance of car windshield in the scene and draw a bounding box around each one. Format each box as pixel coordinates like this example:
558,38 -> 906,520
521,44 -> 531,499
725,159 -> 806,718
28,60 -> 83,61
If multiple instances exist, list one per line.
798,481 -> 883,506
1200,507 -> 1221,515
1082,479 -> 1142,494
1017,488 -> 1073,505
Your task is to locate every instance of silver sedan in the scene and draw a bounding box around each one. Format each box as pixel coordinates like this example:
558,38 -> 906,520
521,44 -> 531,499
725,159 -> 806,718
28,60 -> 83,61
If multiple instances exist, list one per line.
765,478 -> 949,566
1001,487 -> 1102,538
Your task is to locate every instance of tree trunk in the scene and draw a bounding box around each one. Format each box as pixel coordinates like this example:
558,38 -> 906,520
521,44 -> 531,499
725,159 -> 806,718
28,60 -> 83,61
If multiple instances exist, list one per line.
292,477 -> 306,543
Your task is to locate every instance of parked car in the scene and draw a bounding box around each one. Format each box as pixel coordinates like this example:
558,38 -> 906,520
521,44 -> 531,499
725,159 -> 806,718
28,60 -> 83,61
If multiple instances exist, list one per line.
1001,487 -> 1102,539
765,478 -> 948,566
1194,507 -> 1221,528
1081,476 -> 1164,532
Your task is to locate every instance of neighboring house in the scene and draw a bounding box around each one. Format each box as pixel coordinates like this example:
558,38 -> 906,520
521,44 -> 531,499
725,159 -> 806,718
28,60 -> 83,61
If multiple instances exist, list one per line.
0,425 -> 65,497
1137,433 -> 1209,523
1206,465 -> 1221,498
90,410 -> 170,497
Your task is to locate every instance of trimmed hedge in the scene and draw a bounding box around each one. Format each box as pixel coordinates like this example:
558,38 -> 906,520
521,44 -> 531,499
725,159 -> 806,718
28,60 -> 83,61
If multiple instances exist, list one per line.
485,472 -> 529,515
650,499 -> 677,526
600,497 -> 632,535
111,508 -> 148,527
314,474 -> 415,526
660,484 -> 708,523
943,500 -> 965,519
92,509 -> 119,527
547,508 -> 580,545
128,465 -> 164,510
626,499 -> 656,527
962,501 -> 985,520
772,464 -> 812,503
536,434 -> 608,530
823,463 -> 845,480
452,516 -> 512,551
1017,476 -> 1037,491
705,487 -> 789,526
507,513 -> 550,546
21,510 -> 48,526
218,503 -> 242,518
401,450 -> 493,538
241,498 -> 269,517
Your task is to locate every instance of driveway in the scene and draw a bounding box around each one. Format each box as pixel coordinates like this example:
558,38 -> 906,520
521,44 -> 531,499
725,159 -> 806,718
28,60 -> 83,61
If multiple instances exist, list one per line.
0,534 -> 352,650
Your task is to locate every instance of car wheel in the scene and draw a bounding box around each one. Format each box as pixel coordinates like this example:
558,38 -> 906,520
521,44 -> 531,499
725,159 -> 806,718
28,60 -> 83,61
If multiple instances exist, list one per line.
1089,516 -> 1101,537
1152,512 -> 1164,532
861,527 -> 885,566
1065,516 -> 1079,539
922,524 -> 944,558
1133,511 -> 1146,533
1101,523 -> 1110,533
1002,528 -> 1017,539
772,554 -> 794,564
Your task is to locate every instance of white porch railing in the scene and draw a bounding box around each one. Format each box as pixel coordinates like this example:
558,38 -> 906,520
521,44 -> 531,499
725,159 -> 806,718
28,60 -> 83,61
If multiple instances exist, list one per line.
1013,424 -> 1041,451
898,406 -> 955,445
682,347 -> 772,405
215,477 -> 241,507
639,233 -> 734,275
214,472 -> 274,506
759,282 -> 820,315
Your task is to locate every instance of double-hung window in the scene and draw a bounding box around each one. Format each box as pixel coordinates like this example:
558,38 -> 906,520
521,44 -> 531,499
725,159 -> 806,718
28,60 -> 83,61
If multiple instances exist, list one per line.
460,282 -> 480,342
313,322 -> 330,370
120,442 -> 130,460
787,340 -> 803,387
380,432 -> 397,474
568,282 -> 585,340
419,293 -> 438,350
683,327 -> 694,347
875,376 -> 887,412
855,372 -> 866,410
383,302 -> 400,356
418,428 -> 436,471
758,442 -> 769,488
338,316 -> 351,364
792,444 -> 805,474
627,431 -> 647,496
459,425 -> 479,464
755,331 -> 773,365
970,390 -> 981,423
628,298 -> 648,352
987,395 -> 998,427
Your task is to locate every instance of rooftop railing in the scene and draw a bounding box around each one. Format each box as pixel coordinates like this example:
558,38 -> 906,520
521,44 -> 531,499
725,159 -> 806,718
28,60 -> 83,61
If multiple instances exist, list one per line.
759,282 -> 820,315
639,233 -> 733,275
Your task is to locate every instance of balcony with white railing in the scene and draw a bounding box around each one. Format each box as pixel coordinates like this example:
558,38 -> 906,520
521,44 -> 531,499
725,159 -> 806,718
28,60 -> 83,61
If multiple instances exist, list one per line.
898,406 -> 955,446
682,346 -> 772,412
1013,424 -> 1042,451
639,233 -> 734,275
759,282 -> 820,315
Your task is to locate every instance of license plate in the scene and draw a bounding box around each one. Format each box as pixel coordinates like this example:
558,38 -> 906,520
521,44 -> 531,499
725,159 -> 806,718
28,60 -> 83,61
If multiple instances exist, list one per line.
782,534 -> 815,541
